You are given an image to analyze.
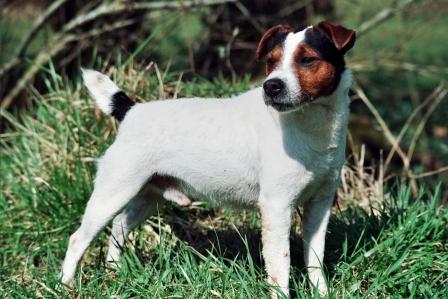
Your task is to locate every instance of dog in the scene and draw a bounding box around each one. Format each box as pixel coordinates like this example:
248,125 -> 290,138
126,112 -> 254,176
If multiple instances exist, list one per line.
61,21 -> 356,297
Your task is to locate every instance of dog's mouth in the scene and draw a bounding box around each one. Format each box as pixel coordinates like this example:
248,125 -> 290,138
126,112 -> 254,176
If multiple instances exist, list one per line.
266,94 -> 316,112
269,102 -> 300,112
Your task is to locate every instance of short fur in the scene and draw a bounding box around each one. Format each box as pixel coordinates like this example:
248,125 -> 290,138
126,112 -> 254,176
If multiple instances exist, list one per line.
62,22 -> 356,298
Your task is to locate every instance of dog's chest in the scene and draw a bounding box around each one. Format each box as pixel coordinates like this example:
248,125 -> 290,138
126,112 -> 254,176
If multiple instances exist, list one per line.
266,128 -> 345,204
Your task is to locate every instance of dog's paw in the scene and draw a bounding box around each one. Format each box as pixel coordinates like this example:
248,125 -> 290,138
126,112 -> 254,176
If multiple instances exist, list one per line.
106,259 -> 122,270
318,285 -> 329,297
59,272 -> 74,289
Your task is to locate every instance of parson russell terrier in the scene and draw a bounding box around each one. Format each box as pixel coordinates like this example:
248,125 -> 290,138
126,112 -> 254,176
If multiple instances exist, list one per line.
61,22 -> 356,297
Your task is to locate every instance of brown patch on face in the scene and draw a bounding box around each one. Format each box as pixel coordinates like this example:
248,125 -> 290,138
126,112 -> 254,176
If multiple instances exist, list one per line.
293,43 -> 338,98
265,46 -> 283,75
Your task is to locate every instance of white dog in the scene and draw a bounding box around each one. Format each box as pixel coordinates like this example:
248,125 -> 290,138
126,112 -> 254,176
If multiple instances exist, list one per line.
61,21 -> 356,297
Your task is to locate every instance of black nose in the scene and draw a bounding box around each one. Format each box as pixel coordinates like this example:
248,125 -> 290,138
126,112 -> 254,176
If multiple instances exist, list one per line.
263,78 -> 285,97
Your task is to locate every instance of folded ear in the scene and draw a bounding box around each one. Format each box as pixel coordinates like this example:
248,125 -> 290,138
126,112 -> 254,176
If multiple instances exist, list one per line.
316,21 -> 356,54
256,24 -> 293,60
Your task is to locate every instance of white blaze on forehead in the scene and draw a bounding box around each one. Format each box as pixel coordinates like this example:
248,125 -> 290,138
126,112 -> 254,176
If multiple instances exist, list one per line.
280,27 -> 309,68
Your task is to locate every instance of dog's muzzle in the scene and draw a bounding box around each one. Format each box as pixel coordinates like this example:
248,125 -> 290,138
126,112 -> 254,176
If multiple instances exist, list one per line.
263,78 -> 315,112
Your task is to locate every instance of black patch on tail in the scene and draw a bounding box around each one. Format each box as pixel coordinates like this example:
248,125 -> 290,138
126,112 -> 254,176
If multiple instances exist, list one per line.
111,91 -> 135,121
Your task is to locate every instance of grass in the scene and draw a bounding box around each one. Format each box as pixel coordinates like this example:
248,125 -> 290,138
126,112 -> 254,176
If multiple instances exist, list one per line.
1,66 -> 447,298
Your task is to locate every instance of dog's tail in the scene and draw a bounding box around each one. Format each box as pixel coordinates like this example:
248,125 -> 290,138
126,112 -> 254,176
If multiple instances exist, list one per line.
81,68 -> 135,121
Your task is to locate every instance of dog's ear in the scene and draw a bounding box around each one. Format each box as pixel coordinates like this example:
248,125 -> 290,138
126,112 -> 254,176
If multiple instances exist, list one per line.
256,24 -> 293,60
316,21 -> 356,54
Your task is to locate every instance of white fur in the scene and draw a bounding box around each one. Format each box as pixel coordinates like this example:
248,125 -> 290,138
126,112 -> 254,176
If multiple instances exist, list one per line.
62,27 -> 352,298
81,68 -> 120,114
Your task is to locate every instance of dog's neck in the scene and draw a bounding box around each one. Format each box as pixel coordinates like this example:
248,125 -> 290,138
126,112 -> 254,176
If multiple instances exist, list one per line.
277,70 -> 352,153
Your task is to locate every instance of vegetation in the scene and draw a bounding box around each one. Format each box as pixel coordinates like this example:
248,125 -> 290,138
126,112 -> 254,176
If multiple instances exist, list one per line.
1,66 -> 447,298
1,0 -> 447,297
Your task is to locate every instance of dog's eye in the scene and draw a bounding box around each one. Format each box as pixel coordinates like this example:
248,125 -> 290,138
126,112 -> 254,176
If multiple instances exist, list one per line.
266,58 -> 275,66
299,57 -> 318,65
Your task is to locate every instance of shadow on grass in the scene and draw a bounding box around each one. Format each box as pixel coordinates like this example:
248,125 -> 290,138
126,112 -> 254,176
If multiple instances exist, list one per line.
140,202 -> 392,280
164,207 -> 265,267
111,187 -> 441,297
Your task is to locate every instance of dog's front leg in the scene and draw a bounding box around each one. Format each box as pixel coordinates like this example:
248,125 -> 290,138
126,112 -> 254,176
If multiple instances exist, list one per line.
302,196 -> 334,296
260,196 -> 293,298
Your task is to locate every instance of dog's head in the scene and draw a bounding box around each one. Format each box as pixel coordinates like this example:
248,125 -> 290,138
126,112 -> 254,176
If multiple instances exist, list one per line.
256,22 -> 356,112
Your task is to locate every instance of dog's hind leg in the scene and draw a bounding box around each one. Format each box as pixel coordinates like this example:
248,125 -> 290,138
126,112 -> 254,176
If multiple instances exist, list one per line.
60,145 -> 152,286
106,186 -> 164,266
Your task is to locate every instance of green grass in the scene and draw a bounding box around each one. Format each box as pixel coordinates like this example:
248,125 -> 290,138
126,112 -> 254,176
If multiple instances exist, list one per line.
1,68 -> 447,298
0,16 -> 51,66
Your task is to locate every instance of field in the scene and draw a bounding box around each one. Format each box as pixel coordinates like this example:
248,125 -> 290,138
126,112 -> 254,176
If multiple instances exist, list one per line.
0,68 -> 446,298
1,0 -> 447,298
